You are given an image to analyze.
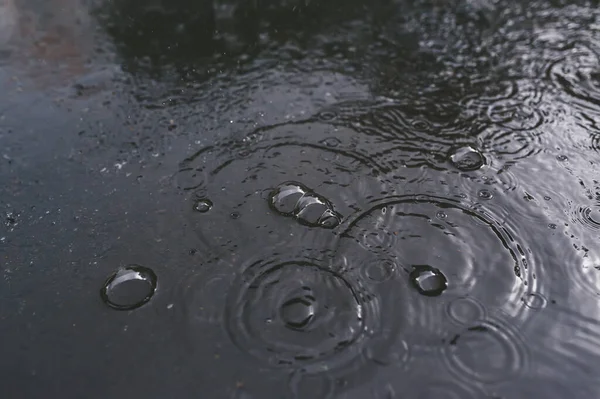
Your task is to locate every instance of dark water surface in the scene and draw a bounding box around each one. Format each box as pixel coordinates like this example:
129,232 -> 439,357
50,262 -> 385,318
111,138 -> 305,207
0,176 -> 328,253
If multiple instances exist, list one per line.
2,0 -> 600,397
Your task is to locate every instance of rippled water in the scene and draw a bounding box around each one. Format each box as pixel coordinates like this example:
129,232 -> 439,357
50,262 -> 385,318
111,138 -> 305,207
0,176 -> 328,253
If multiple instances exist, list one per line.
2,0 -> 600,397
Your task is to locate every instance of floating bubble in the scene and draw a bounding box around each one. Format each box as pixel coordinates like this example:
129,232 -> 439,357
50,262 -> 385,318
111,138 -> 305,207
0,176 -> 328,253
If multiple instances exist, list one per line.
269,181 -> 342,228
449,146 -> 486,171
409,265 -> 448,297
100,265 -> 158,310
522,293 -> 547,310
478,189 -> 493,200
280,293 -> 316,330
193,198 -> 213,213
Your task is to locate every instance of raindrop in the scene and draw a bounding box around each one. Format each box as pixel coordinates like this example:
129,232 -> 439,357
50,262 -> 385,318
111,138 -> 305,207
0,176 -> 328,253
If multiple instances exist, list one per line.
193,198 -> 213,213
410,265 -> 448,297
478,189 -> 493,200
100,265 -> 157,310
449,146 -> 486,171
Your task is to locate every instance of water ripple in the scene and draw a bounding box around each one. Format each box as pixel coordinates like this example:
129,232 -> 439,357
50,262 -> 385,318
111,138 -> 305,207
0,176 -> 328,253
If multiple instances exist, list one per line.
549,48 -> 600,112
333,194 -> 532,352
175,120 -> 390,255
441,312 -> 530,384
223,253 -> 402,376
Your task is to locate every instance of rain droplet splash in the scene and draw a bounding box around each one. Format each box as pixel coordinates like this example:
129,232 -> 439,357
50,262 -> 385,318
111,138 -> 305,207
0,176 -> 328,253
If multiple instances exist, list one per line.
224,259 -> 368,372
100,265 -> 158,310
409,265 -> 448,297
449,146 -> 486,171
269,182 -> 342,228
442,315 -> 529,384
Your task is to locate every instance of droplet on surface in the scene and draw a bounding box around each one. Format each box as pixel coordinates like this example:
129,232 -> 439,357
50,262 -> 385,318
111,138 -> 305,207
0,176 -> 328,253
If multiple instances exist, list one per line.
449,146 -> 486,171
436,211 -> 447,220
193,198 -> 213,213
268,183 -> 306,215
100,265 -> 157,310
409,265 -> 448,297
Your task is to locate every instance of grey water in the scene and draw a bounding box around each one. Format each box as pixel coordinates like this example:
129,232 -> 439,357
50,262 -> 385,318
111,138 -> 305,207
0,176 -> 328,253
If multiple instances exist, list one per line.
1,0 -> 600,397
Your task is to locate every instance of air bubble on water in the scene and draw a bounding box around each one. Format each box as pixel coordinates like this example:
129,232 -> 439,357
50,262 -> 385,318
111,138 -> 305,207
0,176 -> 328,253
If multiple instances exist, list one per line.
478,189 -> 493,200
269,181 -> 342,228
269,183 -> 307,215
318,210 -> 341,228
450,146 -> 486,171
193,198 -> 213,213
100,265 -> 157,310
436,211 -> 447,220
409,265 -> 448,297
320,137 -> 341,147
556,155 -> 568,162
280,295 -> 316,330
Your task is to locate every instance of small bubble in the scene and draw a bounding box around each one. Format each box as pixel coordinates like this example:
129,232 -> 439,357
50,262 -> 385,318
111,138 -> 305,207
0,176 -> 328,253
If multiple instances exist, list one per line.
409,265 -> 448,297
193,199 -> 213,213
320,137 -> 341,147
522,293 -> 547,310
269,181 -> 341,228
100,265 -> 157,310
230,212 -> 241,219
318,210 -> 341,228
280,296 -> 316,330
478,189 -> 493,200
318,111 -> 337,121
436,211 -> 447,220
449,146 -> 486,171
238,149 -> 250,158
548,223 -> 557,230
556,155 -> 568,162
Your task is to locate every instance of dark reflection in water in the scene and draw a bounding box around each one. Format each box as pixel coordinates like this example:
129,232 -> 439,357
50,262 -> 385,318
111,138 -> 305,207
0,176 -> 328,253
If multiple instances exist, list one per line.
2,0 -> 600,398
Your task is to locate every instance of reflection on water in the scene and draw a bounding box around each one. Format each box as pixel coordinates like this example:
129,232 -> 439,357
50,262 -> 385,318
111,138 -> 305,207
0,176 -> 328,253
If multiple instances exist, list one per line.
2,0 -> 600,397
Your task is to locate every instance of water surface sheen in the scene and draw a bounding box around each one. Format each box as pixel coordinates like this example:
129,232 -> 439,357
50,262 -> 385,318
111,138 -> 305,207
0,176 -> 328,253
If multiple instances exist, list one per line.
2,0 -> 600,398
